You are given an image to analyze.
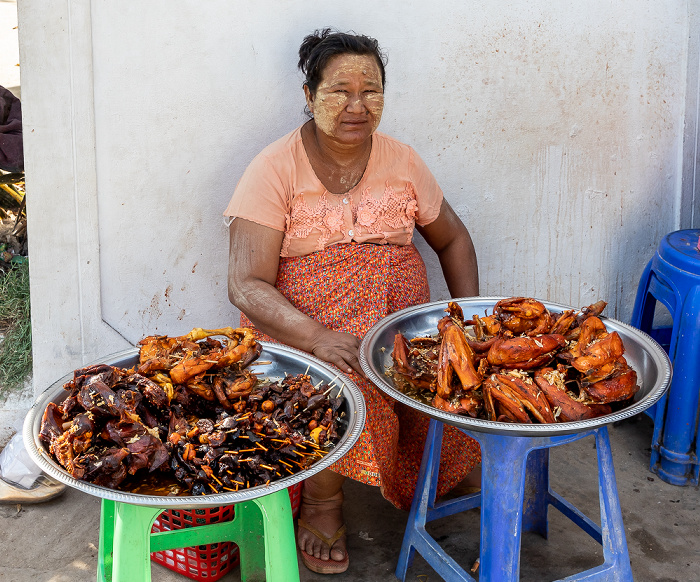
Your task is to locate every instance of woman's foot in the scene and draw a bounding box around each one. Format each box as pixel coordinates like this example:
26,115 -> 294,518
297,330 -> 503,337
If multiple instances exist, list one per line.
460,463 -> 481,489
297,489 -> 349,574
442,464 -> 482,499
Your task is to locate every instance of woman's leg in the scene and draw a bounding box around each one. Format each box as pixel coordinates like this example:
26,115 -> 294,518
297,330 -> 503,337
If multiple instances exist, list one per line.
297,468 -> 347,562
462,464 -> 481,487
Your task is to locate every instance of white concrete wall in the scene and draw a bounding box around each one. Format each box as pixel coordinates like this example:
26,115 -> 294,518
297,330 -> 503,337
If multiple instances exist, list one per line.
17,0 -> 695,393
0,1 -> 20,95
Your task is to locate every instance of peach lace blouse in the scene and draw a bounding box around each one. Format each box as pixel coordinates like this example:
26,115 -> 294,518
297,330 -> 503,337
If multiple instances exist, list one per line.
223,126 -> 443,258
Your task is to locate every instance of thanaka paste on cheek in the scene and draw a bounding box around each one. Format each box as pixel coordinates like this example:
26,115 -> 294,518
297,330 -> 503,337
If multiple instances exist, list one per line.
311,93 -> 349,137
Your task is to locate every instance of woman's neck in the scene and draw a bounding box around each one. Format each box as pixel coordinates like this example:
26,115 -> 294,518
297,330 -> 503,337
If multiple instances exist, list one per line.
302,121 -> 373,194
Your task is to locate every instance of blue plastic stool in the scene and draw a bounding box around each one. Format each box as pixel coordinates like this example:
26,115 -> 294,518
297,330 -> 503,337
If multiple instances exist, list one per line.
96,487 -> 299,582
630,228 -> 700,485
396,419 -> 633,582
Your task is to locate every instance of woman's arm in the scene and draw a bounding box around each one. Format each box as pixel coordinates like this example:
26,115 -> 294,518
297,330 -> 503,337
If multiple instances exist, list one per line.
416,199 -> 479,298
228,218 -> 364,375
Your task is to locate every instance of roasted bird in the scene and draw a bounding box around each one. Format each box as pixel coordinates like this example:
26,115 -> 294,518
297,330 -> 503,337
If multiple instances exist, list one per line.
39,328 -> 344,495
390,298 -> 640,424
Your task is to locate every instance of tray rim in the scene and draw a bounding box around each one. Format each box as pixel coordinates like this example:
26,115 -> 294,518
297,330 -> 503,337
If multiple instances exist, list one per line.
23,342 -> 366,508
359,295 -> 672,436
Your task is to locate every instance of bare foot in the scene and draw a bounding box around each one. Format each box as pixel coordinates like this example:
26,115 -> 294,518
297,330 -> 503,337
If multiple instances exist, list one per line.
297,490 -> 347,562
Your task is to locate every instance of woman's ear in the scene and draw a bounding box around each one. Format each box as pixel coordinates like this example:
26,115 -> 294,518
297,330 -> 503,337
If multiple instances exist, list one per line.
303,85 -> 314,115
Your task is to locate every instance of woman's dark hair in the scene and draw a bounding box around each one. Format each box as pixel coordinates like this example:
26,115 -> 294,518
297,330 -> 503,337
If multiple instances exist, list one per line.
298,28 -> 387,99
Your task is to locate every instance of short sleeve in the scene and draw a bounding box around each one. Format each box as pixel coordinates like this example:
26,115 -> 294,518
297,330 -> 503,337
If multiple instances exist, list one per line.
223,153 -> 289,232
409,149 -> 443,226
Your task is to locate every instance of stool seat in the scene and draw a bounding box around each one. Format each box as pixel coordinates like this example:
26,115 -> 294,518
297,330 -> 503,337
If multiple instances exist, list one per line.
630,228 -> 700,485
396,419 -> 633,582
658,230 -> 700,273
97,488 -> 300,582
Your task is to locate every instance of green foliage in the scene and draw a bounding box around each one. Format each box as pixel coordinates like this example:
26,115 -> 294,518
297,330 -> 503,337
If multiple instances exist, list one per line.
0,261 -> 32,391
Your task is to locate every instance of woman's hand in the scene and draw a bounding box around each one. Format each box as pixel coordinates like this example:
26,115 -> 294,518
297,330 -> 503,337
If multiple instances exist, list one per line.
309,329 -> 365,377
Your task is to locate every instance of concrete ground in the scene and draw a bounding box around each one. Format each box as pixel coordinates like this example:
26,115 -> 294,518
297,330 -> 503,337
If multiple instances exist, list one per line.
0,413 -> 698,582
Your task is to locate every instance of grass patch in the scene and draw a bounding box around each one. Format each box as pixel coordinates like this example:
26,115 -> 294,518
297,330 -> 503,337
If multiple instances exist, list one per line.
0,260 -> 32,391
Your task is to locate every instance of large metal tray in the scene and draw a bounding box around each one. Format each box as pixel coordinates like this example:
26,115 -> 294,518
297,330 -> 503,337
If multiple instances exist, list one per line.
360,296 -> 671,436
24,342 -> 365,508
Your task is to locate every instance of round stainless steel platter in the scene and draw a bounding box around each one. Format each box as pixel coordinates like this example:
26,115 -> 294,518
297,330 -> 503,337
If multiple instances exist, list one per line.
359,296 -> 671,436
24,342 -> 365,508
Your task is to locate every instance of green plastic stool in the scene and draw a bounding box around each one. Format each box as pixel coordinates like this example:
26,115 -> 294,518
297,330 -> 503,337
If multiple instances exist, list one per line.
96,488 -> 299,582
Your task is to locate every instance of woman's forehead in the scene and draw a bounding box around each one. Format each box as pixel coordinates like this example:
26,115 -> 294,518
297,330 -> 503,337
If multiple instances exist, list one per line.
320,54 -> 382,83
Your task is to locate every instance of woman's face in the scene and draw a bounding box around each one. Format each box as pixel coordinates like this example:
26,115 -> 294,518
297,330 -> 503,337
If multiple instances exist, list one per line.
305,53 -> 384,146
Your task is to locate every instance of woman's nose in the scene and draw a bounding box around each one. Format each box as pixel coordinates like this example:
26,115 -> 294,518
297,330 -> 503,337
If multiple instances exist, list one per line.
346,93 -> 367,113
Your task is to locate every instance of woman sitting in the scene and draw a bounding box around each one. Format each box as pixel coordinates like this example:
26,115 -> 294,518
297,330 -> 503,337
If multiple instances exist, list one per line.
225,28 -> 481,575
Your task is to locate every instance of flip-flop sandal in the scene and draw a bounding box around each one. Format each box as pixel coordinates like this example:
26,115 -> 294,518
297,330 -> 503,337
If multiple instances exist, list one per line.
298,519 -> 349,574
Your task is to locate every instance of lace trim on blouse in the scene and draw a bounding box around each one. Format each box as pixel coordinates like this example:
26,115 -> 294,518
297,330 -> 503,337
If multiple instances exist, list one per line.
281,181 -> 418,257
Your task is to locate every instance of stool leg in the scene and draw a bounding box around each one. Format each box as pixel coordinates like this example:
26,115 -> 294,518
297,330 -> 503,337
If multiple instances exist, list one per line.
658,284 -> 700,485
595,427 -> 634,580
395,418 -> 445,582
629,260 -> 676,474
522,448 -> 549,538
649,392 -> 667,472
235,489 -> 299,582
111,503 -> 162,582
557,428 -> 633,582
630,258 -> 655,330
96,499 -> 115,582
478,433 -> 532,582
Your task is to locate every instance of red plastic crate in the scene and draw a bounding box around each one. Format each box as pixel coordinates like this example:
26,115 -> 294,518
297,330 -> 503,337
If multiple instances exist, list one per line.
288,479 -> 303,518
151,481 -> 303,582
